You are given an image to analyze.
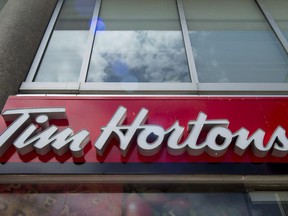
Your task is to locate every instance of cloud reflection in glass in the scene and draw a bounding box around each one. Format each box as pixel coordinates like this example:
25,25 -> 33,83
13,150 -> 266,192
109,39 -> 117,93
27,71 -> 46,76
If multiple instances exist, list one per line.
87,31 -> 190,83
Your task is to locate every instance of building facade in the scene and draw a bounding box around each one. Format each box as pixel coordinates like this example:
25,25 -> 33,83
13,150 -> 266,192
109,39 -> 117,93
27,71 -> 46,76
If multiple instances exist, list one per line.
1,0 -> 288,215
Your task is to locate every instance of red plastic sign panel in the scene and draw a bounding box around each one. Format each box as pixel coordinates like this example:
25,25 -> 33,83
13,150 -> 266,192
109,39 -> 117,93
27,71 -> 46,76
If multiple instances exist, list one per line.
1,95 -> 288,163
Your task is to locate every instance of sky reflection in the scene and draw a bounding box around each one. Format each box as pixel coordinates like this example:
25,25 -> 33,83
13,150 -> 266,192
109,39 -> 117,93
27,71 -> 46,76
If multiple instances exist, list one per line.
87,31 -> 190,82
35,31 -> 88,82
190,31 -> 288,83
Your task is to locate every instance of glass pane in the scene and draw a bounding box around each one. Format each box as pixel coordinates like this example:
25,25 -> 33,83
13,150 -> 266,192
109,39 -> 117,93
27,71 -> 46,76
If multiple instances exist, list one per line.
263,0 -> 288,40
183,0 -> 288,83
34,0 -> 96,82
87,0 -> 190,83
249,192 -> 286,216
123,184 -> 250,216
0,183 -> 123,216
0,183 -> 287,216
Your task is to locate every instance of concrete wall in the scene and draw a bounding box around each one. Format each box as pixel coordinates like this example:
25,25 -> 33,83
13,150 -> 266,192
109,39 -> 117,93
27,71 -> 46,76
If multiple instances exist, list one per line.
0,0 -> 57,111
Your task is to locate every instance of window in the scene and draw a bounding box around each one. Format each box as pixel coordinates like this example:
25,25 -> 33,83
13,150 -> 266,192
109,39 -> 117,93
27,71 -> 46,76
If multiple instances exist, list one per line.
0,182 -> 288,216
21,0 -> 288,94
87,0 -> 190,83
183,0 -> 288,83
34,0 -> 97,82
263,0 -> 288,41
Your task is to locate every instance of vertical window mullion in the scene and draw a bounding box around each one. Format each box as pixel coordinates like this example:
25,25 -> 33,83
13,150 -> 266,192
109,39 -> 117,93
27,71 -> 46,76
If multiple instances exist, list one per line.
256,0 -> 288,55
0,0 -> 8,12
25,0 -> 64,82
78,0 -> 102,83
176,0 -> 199,83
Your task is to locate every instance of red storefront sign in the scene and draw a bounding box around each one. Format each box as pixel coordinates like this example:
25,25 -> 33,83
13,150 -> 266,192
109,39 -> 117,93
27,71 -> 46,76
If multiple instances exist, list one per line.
1,95 -> 288,164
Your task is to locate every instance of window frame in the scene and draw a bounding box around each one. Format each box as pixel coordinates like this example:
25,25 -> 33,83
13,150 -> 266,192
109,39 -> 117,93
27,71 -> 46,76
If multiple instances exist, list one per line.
20,0 -> 288,95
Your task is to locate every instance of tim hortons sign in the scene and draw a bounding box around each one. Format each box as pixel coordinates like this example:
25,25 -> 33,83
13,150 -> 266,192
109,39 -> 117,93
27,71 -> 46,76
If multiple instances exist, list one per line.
1,96 -> 288,163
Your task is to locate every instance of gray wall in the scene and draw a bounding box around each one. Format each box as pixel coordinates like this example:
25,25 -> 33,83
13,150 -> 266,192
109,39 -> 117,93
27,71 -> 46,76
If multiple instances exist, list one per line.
0,0 -> 57,111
